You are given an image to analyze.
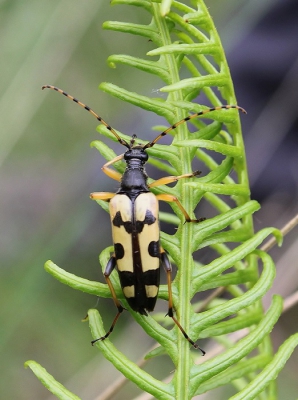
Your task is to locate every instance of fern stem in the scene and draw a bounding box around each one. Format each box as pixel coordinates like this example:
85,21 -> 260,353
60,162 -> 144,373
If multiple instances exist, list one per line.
151,4 -> 194,398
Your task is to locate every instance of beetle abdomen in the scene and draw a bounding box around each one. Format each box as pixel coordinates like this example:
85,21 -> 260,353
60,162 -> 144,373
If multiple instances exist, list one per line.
109,193 -> 160,314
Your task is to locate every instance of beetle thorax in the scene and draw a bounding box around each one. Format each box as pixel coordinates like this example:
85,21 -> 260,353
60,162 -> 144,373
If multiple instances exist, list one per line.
118,147 -> 149,195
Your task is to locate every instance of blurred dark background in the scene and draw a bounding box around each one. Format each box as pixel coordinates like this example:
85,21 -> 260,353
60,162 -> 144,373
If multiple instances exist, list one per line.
0,0 -> 297,399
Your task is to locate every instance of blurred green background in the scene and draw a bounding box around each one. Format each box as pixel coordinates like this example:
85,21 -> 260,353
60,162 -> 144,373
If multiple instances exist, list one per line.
1,0 -> 297,399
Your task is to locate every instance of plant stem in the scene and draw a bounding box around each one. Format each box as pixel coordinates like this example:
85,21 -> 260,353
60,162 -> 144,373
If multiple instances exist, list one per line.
152,3 -> 194,399
152,1 -> 253,396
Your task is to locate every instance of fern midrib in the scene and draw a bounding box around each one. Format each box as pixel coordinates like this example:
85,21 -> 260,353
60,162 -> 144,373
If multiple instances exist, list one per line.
198,2 -> 252,219
152,3 -> 194,399
197,4 -> 261,352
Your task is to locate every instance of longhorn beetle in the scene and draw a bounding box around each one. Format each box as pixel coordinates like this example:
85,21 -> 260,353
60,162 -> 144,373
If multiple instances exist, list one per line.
42,85 -> 246,354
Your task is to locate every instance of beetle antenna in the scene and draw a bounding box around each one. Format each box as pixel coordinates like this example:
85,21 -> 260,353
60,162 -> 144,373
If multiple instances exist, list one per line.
42,85 -> 130,148
143,105 -> 247,149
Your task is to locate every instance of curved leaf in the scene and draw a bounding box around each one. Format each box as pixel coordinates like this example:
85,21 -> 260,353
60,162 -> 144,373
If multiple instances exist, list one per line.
24,361 -> 81,400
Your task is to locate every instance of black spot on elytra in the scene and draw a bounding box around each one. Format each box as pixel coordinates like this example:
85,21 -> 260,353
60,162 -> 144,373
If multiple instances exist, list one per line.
123,221 -> 133,234
118,269 -> 159,314
112,209 -> 156,234
112,211 -> 123,227
136,210 -> 156,233
144,209 -> 156,225
114,243 -> 124,260
112,211 -> 133,233
118,271 -> 135,288
148,241 -> 160,258
143,269 -> 160,285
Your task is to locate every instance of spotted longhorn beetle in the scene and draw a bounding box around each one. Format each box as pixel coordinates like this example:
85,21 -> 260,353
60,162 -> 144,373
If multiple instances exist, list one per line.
42,85 -> 246,354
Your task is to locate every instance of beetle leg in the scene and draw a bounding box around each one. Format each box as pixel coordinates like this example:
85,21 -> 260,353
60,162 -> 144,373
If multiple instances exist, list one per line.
148,170 -> 201,188
91,255 -> 125,345
90,192 -> 116,201
160,249 -> 205,354
101,153 -> 124,182
156,193 -> 205,223
91,155 -> 125,199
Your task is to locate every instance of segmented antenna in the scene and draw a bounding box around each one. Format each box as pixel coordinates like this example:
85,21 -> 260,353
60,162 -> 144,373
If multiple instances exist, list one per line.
42,85 -> 246,151
42,85 -> 130,148
143,105 -> 246,149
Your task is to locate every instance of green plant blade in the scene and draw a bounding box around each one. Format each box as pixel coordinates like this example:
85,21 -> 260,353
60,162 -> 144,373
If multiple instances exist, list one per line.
24,361 -> 81,400
230,333 -> 298,400
88,309 -> 174,399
